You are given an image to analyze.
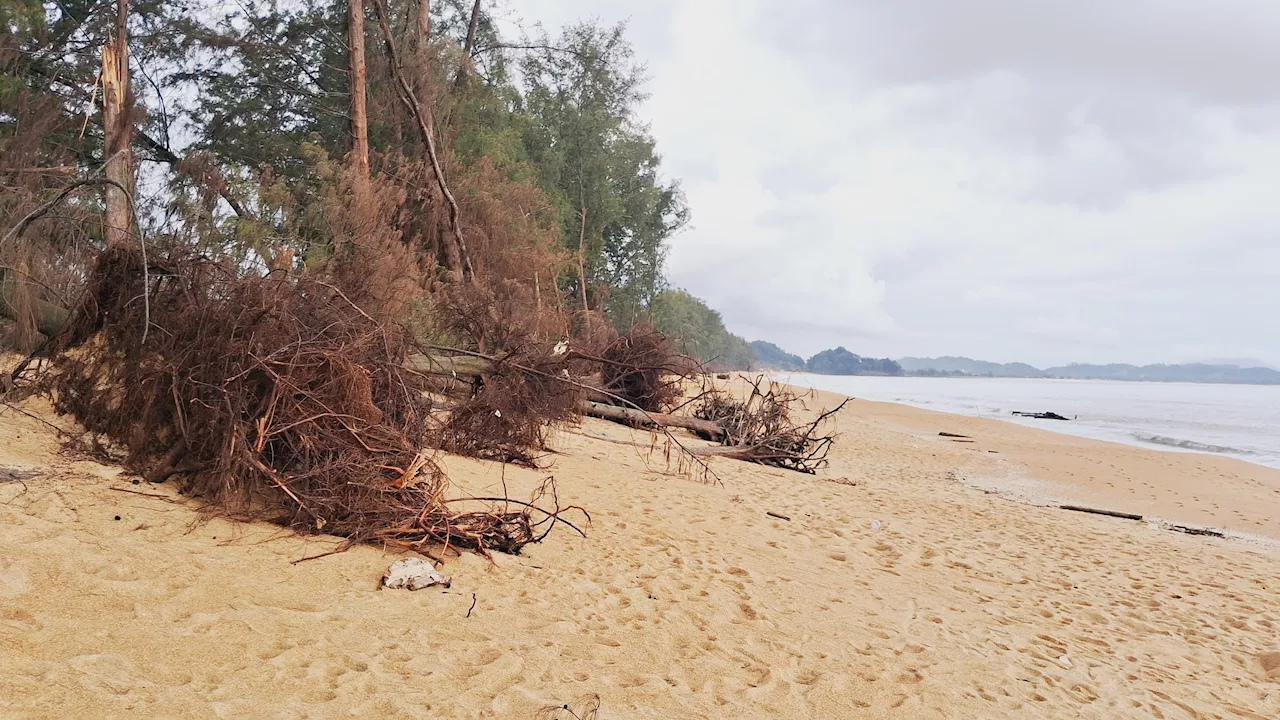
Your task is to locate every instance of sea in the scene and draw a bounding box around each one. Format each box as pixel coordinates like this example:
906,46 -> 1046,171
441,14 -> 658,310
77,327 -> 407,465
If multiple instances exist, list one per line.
775,374 -> 1280,470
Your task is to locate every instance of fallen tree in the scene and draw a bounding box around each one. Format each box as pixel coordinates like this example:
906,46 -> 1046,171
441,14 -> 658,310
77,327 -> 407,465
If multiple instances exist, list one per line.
690,377 -> 848,474
31,247 -> 584,558
409,351 -> 845,475
581,400 -> 724,442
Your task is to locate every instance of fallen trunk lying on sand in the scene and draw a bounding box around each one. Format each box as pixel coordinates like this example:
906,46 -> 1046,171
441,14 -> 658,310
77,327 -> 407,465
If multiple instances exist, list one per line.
411,353 -> 843,475
580,401 -> 725,442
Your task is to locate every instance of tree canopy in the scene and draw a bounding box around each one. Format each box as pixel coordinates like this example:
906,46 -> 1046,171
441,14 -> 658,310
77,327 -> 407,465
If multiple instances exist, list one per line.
1,0 -> 702,345
649,290 -> 755,370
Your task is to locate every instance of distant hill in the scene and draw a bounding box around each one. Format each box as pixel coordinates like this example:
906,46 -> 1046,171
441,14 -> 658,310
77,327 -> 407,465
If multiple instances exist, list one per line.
1042,363 -> 1280,384
898,356 -> 1045,378
750,341 -> 806,371
898,356 -> 1280,385
807,347 -> 903,376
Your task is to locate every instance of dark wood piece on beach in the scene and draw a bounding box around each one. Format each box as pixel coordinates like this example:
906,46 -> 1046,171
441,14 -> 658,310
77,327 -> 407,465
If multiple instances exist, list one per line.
1169,524 -> 1225,538
766,511 -> 791,521
1059,505 -> 1143,521
938,432 -> 970,438
1012,411 -> 1071,421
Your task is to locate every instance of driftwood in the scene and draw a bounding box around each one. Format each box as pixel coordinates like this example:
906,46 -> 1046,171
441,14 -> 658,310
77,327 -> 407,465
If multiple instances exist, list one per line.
938,431 -> 970,438
406,352 -> 493,378
581,401 -> 724,441
1169,524 -> 1225,538
1013,411 -> 1070,421
1059,505 -> 1143,521
691,377 -> 847,474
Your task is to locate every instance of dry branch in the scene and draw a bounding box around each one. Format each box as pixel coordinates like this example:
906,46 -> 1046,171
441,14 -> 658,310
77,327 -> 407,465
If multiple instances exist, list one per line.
691,377 -> 848,474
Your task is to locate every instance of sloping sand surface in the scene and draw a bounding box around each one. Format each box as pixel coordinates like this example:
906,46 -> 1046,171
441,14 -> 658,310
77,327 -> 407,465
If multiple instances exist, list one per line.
3,391 -> 1280,718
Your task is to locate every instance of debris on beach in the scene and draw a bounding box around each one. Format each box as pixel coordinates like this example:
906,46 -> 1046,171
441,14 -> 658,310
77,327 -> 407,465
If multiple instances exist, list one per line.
1012,411 -> 1071,420
0,467 -> 42,482
1059,505 -> 1143,521
688,377 -> 848,474
382,558 -> 452,591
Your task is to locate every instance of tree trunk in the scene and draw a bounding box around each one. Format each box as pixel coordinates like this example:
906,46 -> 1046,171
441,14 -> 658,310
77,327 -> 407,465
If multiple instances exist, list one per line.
455,0 -> 481,85
348,0 -> 370,177
369,0 -> 473,283
581,401 -> 726,442
416,0 -> 430,49
25,60 -> 246,219
576,205 -> 589,312
101,0 -> 132,249
0,271 -> 68,338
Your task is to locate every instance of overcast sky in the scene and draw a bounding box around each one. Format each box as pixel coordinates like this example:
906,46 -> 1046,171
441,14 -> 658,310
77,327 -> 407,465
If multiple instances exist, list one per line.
504,0 -> 1280,367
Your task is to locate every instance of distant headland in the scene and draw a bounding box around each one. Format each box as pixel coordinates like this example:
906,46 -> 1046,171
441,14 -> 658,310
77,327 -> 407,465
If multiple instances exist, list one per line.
745,343 -> 1280,386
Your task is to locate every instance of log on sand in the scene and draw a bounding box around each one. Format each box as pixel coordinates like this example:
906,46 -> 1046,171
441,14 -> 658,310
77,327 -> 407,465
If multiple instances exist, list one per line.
0,272 -> 70,339
581,401 -> 725,442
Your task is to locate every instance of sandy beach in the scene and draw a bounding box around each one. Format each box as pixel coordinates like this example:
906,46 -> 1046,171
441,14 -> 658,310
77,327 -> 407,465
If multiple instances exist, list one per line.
3,387 -> 1280,718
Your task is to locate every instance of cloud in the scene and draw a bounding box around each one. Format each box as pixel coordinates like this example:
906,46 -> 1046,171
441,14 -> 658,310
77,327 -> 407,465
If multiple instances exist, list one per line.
511,0 -> 1280,367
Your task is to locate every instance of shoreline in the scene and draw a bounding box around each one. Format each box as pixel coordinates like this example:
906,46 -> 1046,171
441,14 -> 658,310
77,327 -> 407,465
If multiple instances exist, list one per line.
802,389 -> 1280,542
774,371 -> 1280,471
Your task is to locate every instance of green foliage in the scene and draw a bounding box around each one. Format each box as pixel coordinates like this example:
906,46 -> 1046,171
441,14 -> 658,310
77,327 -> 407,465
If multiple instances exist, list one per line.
750,341 -> 806,372
649,290 -> 755,370
4,0 -> 732,355
519,23 -> 687,325
1,0 -> 43,42
806,347 -> 903,376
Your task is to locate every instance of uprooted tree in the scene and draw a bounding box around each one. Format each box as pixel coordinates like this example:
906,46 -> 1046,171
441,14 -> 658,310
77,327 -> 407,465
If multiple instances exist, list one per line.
1,0 -> 846,558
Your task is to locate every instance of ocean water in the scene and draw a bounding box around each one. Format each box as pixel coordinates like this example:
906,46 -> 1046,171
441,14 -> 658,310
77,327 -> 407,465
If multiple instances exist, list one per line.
776,374 -> 1280,470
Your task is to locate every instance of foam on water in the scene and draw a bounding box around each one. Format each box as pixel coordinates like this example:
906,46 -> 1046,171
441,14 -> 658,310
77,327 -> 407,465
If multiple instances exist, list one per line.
1132,434 -> 1257,457
778,374 -> 1280,470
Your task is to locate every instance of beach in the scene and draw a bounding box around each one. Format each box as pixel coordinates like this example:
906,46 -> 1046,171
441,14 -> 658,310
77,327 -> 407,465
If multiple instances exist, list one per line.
2,387 -> 1279,718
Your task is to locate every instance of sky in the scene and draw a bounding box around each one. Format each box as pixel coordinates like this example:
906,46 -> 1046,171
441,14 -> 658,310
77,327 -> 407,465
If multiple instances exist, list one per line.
501,0 -> 1280,368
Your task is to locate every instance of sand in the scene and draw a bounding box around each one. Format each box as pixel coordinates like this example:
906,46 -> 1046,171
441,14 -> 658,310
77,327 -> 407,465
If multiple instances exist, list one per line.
3,389 -> 1280,718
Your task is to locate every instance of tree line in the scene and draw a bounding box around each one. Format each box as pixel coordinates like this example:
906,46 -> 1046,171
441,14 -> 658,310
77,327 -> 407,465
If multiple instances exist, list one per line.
1,0 -> 746,361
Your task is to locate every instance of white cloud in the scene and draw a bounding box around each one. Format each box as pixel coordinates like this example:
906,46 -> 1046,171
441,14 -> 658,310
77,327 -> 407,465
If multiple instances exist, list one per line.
512,0 -> 1280,367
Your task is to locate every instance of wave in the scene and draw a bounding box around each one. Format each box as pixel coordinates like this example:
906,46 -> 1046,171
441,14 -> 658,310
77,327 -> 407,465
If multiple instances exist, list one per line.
1133,434 -> 1255,456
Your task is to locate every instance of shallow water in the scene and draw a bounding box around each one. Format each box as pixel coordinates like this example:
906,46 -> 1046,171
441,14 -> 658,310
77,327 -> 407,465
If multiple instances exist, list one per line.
777,374 -> 1280,470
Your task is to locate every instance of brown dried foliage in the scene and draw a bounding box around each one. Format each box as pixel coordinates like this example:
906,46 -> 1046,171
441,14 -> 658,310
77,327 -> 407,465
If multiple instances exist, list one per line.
436,346 -> 581,466
1,46 -> 95,352
693,376 -> 848,474
43,247 -> 567,555
579,322 -> 695,413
